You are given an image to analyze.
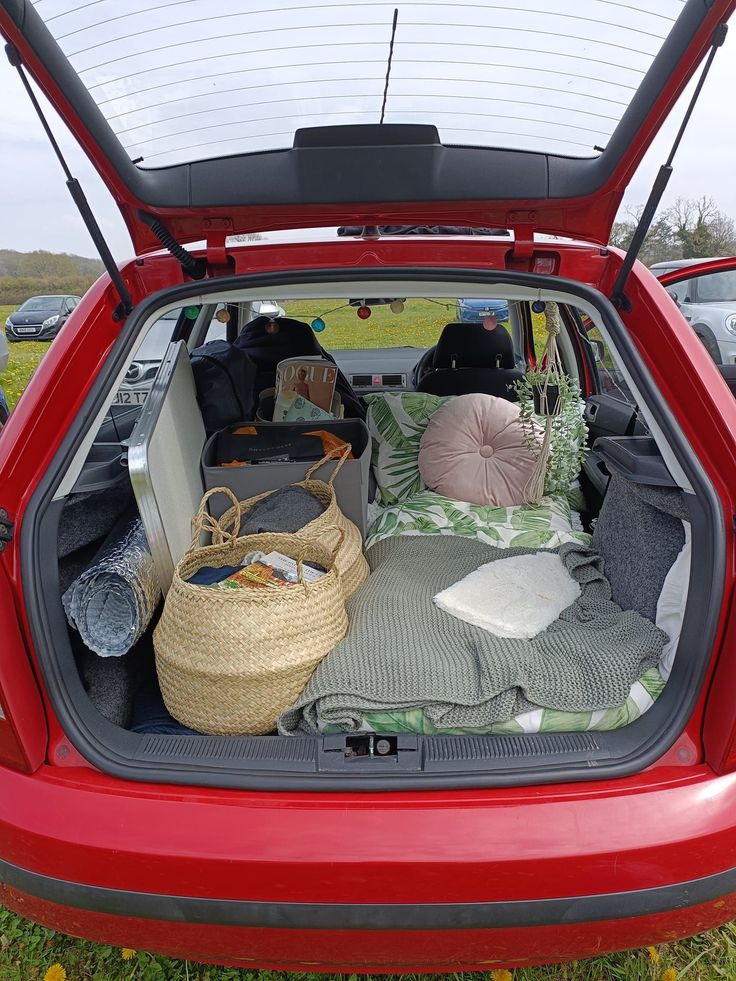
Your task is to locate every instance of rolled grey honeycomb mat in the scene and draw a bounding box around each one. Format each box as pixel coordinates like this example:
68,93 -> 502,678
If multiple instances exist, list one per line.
63,514 -> 161,657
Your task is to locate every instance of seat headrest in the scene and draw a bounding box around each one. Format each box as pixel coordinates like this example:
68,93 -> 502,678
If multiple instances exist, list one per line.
433,322 -> 515,370
235,316 -> 323,359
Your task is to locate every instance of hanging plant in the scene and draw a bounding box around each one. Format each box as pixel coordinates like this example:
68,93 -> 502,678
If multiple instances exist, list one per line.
514,370 -> 588,499
514,301 -> 588,502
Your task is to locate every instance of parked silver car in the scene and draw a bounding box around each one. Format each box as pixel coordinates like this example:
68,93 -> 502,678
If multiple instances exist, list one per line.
651,258 -> 736,363
0,327 -> 8,373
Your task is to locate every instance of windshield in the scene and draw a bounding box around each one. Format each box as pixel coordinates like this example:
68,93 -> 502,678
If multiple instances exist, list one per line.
18,296 -> 63,313
283,297 -> 509,349
695,270 -> 736,303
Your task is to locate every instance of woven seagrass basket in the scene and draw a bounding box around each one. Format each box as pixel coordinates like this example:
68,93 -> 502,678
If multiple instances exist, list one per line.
213,446 -> 369,598
154,488 -> 348,735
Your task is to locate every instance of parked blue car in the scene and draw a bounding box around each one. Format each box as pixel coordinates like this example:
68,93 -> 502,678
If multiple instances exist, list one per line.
456,298 -> 510,323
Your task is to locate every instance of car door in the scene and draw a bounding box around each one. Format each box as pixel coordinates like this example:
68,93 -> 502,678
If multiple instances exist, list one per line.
659,258 -> 736,365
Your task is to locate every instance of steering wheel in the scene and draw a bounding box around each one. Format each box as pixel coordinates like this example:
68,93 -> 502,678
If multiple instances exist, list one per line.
413,346 -> 437,388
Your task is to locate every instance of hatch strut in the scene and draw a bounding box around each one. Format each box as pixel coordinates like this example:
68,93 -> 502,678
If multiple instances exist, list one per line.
5,43 -> 133,322
610,23 -> 728,311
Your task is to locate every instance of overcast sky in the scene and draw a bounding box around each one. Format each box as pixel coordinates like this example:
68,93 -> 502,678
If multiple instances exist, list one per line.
1,2 -> 734,261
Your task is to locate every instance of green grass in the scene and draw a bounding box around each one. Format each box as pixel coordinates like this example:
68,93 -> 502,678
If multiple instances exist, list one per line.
0,304 -> 50,409
2,298 -> 728,979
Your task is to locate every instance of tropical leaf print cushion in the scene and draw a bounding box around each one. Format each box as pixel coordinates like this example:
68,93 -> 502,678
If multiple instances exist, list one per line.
364,392 -> 453,505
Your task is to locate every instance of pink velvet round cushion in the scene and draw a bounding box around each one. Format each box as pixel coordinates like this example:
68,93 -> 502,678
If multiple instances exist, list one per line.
418,394 -> 539,506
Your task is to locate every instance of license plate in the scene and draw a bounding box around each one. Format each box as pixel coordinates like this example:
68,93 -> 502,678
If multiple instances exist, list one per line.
15,327 -> 37,334
114,390 -> 148,406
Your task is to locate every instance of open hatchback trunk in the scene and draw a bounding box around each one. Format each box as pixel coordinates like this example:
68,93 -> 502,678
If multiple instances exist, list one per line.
1,0 -> 735,792
18,263 -> 725,790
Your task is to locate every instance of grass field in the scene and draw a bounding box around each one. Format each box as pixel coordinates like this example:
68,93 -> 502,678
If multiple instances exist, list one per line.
0,300 -> 732,979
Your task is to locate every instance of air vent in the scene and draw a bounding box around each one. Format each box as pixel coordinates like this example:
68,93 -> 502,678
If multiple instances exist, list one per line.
350,373 -> 407,388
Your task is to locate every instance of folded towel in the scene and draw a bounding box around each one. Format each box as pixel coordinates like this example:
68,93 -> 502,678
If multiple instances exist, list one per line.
433,551 -> 581,639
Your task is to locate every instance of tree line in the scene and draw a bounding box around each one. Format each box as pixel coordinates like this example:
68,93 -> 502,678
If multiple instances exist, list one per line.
0,249 -> 103,304
610,196 -> 736,266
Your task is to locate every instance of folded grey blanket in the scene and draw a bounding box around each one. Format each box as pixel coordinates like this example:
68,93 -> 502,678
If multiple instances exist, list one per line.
241,485 -> 324,534
279,535 -> 666,734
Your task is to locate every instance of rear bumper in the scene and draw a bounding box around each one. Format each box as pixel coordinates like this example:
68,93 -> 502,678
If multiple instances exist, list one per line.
5,874 -> 736,972
4,763 -> 736,968
3,853 -> 736,930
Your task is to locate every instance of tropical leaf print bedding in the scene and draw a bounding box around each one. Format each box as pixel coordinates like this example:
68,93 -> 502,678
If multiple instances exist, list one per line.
366,489 -> 591,550
359,490 -> 668,737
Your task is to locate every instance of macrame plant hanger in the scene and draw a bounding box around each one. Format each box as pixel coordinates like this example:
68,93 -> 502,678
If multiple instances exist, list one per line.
525,300 -> 564,505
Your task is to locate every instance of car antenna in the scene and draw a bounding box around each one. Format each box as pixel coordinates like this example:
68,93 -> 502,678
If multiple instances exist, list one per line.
379,8 -> 399,125
610,23 -> 727,311
5,42 -> 134,322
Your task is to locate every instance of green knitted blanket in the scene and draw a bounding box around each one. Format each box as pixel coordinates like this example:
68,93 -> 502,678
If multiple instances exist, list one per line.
278,535 -> 666,734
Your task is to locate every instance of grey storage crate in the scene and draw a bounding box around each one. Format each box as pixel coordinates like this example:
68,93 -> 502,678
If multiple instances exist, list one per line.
202,419 -> 370,535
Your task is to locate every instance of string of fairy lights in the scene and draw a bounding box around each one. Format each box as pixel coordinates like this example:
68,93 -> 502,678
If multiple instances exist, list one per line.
182,296 -> 533,333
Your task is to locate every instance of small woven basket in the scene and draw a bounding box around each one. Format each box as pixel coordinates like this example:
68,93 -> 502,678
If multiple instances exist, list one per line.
214,445 -> 369,598
154,488 -> 348,735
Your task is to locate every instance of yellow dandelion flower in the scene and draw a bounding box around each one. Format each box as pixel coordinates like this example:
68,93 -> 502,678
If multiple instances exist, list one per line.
121,948 -> 137,960
647,946 -> 661,963
660,969 -> 678,981
43,965 -> 67,981
491,970 -> 514,981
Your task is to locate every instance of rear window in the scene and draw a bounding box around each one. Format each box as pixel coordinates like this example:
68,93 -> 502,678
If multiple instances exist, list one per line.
37,0 -> 686,167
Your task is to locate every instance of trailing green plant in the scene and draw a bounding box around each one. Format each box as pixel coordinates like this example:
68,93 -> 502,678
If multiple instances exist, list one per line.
514,368 -> 588,498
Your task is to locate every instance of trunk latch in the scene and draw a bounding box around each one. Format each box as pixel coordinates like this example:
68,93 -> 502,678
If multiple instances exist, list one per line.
345,734 -> 398,759
319,732 -> 420,771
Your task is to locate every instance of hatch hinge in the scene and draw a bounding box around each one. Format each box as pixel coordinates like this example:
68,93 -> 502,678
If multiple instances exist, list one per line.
5,43 -> 134,323
203,218 -> 235,267
610,22 -> 728,311
137,211 -> 208,280
508,214 -> 536,264
0,509 -> 14,554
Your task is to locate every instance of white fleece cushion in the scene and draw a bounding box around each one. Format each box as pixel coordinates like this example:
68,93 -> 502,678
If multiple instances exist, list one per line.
433,551 -> 581,639
418,393 -> 540,506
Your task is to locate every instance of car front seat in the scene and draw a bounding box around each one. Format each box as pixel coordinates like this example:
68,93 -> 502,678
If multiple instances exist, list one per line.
416,322 -> 523,400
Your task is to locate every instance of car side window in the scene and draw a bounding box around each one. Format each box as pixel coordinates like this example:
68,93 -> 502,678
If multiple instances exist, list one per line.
666,279 -> 690,305
583,322 -> 636,407
64,298 -> 76,313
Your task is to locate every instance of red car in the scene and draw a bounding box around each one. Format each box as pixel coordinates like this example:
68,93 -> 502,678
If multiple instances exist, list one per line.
2,0 -> 736,972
